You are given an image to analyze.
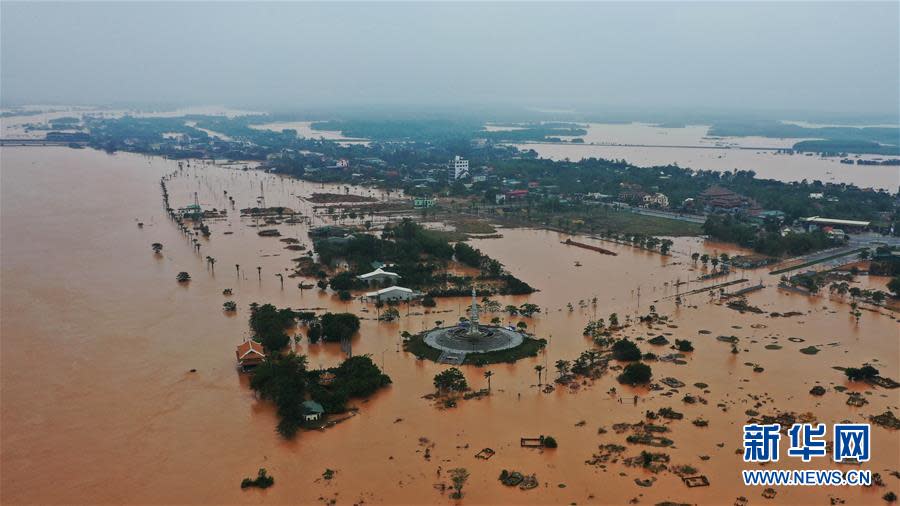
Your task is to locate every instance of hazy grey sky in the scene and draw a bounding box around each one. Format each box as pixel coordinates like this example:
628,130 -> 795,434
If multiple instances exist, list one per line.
2,2 -> 898,117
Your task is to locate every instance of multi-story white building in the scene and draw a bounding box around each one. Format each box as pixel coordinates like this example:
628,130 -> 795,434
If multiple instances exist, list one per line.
449,155 -> 469,180
642,192 -> 670,209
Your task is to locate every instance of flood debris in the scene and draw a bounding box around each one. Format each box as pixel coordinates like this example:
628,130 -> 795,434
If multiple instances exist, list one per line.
585,444 -> 626,466
626,434 -> 674,447
656,407 -> 684,420
870,411 -> 900,430
648,335 -> 670,346
475,448 -> 495,460
241,468 -> 275,489
661,377 -> 686,388
726,299 -> 764,314
869,376 -> 900,389
682,475 -> 710,488
634,477 -> 656,487
498,470 -> 538,490
846,394 -> 868,407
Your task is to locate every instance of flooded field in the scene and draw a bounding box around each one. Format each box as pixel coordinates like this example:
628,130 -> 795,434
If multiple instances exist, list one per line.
249,121 -> 370,146
514,123 -> 900,191
1,146 -> 898,505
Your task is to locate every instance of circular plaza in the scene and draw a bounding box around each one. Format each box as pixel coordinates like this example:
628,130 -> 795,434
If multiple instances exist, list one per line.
423,324 -> 524,354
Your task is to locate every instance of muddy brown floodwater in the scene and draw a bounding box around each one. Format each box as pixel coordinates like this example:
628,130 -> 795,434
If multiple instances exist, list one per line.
2,146 -> 898,505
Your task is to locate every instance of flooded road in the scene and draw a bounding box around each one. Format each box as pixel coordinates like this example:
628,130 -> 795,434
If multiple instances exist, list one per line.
1,146 -> 898,505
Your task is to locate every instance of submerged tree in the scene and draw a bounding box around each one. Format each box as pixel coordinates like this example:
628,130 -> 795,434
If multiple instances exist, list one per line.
151,242 -> 163,254
434,367 -> 468,394
534,364 -> 545,386
176,271 -> 191,283
449,468 -> 470,499
483,370 -> 494,392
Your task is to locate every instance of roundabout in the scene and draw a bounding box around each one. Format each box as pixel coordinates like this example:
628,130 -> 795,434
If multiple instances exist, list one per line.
423,324 -> 524,354
407,288 -> 544,365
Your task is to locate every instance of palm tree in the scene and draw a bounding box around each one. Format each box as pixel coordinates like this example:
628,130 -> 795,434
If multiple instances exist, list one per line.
690,252 -> 699,264
235,264 -> 240,278
484,370 -> 494,392
176,271 -> 191,283
534,365 -> 545,386
276,273 -> 284,288
151,243 -> 163,254
257,266 -> 262,280
206,256 -> 216,274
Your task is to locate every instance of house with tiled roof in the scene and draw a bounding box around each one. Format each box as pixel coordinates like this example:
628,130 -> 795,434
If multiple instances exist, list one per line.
235,339 -> 266,370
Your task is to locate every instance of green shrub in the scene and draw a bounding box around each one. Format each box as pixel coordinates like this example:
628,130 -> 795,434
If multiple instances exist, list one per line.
612,338 -> 641,361
241,468 -> 274,489
618,362 -> 652,385
675,339 -> 694,352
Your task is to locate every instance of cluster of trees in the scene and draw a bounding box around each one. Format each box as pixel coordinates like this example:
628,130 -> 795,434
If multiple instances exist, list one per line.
250,353 -> 391,438
249,303 -> 297,352
826,281 -> 889,304
703,214 -> 837,257
674,339 -> 694,352
569,350 -> 604,377
309,118 -> 586,144
612,338 -> 642,361
250,353 -> 310,437
314,222 -> 451,270
327,271 -> 367,292
845,364 -> 879,382
618,362 -> 653,385
241,468 -> 275,489
503,303 -> 541,317
308,355 -> 392,413
433,367 -> 469,393
313,219 -> 533,296
318,312 -> 361,342
598,230 -> 674,255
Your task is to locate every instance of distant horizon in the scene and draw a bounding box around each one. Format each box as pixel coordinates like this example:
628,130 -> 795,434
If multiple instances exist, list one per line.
2,2 -> 898,118
3,101 -> 898,127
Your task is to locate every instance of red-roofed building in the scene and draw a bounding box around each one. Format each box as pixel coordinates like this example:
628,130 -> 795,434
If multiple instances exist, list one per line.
236,339 -> 266,370
699,185 -> 761,214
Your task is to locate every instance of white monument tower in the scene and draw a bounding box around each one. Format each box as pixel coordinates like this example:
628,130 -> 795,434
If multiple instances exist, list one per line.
467,287 -> 480,337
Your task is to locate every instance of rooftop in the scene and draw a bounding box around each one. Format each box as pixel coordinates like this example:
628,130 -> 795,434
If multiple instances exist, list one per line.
236,340 -> 265,360
802,216 -> 871,227
366,286 -> 414,297
357,267 -> 400,280
302,400 -> 324,414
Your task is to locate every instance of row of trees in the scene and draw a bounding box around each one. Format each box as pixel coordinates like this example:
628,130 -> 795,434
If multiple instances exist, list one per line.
598,230 -> 674,255
249,303 -> 361,349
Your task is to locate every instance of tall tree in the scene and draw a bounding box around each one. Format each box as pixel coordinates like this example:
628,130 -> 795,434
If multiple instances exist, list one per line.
483,370 -> 494,392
